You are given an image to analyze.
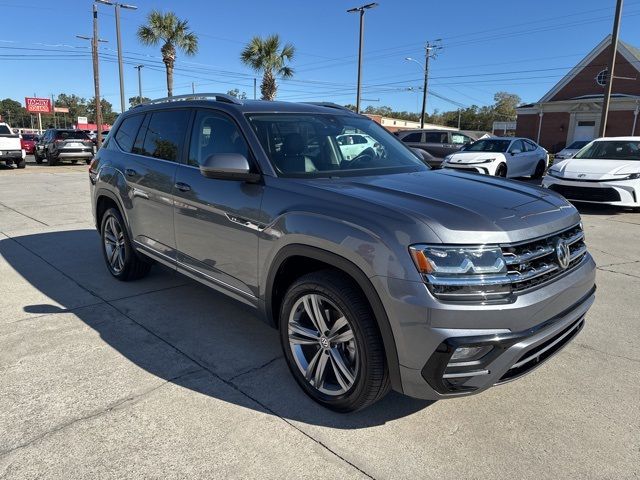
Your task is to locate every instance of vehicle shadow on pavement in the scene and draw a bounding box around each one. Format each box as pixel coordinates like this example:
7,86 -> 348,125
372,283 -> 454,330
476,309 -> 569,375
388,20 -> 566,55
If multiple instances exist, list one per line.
1,229 -> 433,427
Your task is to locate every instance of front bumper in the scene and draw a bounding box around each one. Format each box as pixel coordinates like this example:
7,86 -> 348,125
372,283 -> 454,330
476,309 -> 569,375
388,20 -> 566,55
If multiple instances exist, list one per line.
441,163 -> 494,175
371,251 -> 596,400
542,175 -> 640,207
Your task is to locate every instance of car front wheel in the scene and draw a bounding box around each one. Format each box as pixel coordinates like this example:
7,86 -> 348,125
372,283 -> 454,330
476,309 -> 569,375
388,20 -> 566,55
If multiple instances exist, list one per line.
279,270 -> 390,412
496,163 -> 507,177
100,207 -> 152,281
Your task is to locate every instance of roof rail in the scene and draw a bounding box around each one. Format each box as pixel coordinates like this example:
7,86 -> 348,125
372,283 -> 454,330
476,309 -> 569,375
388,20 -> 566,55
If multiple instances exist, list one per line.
135,93 -> 243,108
302,102 -> 355,113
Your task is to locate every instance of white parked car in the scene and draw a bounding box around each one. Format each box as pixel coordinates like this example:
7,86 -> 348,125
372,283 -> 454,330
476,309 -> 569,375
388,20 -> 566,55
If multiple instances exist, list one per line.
337,133 -> 381,160
554,140 -> 591,160
542,137 -> 640,208
441,137 -> 548,178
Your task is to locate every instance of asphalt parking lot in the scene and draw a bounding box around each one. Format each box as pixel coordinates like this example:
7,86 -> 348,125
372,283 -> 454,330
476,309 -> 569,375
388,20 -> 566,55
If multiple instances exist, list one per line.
1,157 -> 639,479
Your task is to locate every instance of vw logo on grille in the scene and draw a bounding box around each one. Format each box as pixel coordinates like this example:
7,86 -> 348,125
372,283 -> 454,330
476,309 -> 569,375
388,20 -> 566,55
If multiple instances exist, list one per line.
554,238 -> 571,270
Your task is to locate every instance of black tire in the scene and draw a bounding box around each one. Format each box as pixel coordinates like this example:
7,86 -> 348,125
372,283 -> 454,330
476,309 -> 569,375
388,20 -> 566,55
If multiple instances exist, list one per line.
16,158 -> 26,169
47,150 -> 59,166
496,163 -> 507,177
34,152 -> 43,164
100,207 -> 152,281
85,157 -> 92,165
279,270 -> 390,412
532,159 -> 546,179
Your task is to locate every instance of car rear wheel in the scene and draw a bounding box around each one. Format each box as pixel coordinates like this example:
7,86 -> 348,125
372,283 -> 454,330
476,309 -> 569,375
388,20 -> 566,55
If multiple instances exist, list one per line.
532,160 -> 546,179
34,152 -> 43,164
279,270 -> 390,412
16,158 -> 26,169
496,163 -> 508,177
100,207 -> 152,281
46,151 -> 58,166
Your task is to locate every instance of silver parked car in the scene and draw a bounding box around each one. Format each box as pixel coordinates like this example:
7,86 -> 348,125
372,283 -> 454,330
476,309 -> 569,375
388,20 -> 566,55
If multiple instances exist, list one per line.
90,94 -> 596,412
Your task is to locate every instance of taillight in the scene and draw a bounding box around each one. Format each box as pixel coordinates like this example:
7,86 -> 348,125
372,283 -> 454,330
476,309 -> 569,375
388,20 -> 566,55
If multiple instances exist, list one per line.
54,139 -> 63,144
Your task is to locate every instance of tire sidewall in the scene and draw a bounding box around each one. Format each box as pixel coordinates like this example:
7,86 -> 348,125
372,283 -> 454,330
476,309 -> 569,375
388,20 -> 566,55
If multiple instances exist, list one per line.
496,163 -> 507,177
279,277 -> 376,411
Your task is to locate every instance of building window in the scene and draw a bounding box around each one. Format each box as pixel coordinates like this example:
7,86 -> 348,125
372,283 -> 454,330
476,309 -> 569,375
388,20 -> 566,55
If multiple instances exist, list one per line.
595,69 -> 609,87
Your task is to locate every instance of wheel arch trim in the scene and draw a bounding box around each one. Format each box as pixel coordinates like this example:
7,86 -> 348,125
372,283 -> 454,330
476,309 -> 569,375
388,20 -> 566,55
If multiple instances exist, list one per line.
265,243 -> 403,392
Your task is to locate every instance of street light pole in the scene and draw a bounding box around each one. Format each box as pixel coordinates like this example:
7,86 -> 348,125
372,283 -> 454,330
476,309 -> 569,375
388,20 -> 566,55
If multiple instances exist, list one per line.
599,0 -> 624,137
96,0 -> 138,114
92,5 -> 103,148
134,65 -> 143,104
347,2 -> 378,113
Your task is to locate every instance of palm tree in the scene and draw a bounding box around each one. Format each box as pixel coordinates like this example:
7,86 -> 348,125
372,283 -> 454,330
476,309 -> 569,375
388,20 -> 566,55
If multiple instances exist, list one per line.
240,34 -> 294,101
137,11 -> 198,97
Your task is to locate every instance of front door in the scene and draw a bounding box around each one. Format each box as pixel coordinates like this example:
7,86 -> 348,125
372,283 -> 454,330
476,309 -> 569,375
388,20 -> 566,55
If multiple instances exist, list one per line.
173,109 -> 265,299
124,109 -> 191,260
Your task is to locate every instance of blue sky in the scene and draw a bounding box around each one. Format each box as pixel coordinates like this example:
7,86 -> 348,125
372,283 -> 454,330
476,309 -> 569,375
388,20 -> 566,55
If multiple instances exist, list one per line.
1,0 -> 639,115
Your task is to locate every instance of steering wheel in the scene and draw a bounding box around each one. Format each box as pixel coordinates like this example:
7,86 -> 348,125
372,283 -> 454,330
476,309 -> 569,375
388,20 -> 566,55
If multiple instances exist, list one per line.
343,147 -> 377,169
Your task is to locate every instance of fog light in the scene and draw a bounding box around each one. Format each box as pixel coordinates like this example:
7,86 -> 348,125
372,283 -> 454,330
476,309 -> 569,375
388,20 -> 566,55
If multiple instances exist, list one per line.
450,345 -> 492,362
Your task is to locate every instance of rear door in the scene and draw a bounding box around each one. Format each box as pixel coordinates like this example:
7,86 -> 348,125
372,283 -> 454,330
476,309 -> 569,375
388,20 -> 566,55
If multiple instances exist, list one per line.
423,131 -> 450,158
173,108 -> 264,299
121,109 -> 190,260
399,131 -> 424,150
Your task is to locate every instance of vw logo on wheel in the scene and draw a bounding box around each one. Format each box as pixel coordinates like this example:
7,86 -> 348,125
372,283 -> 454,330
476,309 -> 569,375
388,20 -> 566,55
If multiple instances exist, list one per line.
554,238 -> 571,270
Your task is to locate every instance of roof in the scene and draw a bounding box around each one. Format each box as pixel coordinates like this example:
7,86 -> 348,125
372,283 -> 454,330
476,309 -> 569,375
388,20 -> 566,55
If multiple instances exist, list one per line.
539,35 -> 640,103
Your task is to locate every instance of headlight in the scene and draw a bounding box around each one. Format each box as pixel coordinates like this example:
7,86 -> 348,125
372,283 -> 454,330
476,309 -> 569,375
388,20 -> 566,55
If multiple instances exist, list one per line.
444,155 -> 452,162
409,245 -> 511,301
466,158 -> 495,164
609,173 -> 640,181
546,169 -> 562,178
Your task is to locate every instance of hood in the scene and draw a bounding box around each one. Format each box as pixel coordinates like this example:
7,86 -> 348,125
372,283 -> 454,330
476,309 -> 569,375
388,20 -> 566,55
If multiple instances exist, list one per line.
301,170 -> 578,244
552,158 -> 640,180
446,151 -> 505,164
555,148 -> 579,159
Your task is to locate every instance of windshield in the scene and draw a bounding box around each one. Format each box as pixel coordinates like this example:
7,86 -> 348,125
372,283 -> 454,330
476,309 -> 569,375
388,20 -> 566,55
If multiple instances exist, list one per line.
0,125 -> 12,135
567,140 -> 589,150
55,130 -> 90,140
247,113 -> 427,177
462,139 -> 511,153
574,140 -> 640,161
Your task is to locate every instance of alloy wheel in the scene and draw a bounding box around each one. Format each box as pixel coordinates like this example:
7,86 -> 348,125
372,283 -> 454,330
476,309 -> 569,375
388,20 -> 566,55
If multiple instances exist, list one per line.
287,293 -> 359,396
103,216 -> 126,274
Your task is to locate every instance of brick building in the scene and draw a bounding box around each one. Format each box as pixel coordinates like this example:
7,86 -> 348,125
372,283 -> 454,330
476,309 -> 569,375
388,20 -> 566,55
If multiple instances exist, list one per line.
515,35 -> 640,153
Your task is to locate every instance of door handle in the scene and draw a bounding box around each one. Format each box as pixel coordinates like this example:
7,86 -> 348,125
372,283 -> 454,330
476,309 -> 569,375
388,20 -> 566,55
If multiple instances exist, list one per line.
174,182 -> 191,192
125,168 -> 137,177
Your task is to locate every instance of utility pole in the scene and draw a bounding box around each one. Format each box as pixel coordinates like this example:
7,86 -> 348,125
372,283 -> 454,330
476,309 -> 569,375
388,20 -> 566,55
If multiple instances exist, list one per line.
600,0 -> 624,137
347,2 -> 378,113
253,78 -> 257,100
405,40 -> 441,128
96,1 -> 138,114
457,109 -> 462,129
134,65 -> 143,104
192,82 -> 195,94
92,4 -> 103,148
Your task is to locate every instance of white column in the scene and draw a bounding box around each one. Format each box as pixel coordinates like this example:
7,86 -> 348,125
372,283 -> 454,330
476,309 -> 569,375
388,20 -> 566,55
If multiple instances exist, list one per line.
536,109 -> 544,144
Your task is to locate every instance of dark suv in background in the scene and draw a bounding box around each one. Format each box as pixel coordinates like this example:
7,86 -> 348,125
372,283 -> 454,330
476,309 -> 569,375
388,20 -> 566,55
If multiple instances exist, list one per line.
35,129 -> 95,165
90,94 -> 595,412
396,129 -> 475,167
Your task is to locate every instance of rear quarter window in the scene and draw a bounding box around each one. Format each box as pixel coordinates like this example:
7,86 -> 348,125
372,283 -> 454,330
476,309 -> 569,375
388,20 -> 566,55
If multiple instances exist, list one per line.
114,114 -> 145,152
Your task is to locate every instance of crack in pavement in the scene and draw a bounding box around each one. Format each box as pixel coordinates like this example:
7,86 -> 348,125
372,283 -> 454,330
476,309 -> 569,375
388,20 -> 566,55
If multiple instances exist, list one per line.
596,266 -> 640,280
227,355 -> 284,382
0,368 -> 204,459
0,201 -> 48,227
572,342 -> 640,364
3,232 -> 376,479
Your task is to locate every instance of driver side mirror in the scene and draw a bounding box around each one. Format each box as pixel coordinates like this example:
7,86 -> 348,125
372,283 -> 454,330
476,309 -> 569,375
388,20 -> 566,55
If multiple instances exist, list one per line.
199,153 -> 261,183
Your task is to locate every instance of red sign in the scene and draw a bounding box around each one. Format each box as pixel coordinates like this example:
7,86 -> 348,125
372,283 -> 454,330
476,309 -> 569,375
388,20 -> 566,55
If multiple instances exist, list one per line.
25,97 -> 52,113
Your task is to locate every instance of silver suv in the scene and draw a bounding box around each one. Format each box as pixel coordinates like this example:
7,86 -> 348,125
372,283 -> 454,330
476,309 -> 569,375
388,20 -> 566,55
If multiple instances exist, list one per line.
89,94 -> 596,412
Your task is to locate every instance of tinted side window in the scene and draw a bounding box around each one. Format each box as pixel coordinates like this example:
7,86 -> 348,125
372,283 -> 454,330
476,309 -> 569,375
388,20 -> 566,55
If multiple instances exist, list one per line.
187,110 -> 249,167
114,114 -> 144,152
135,110 -> 190,162
402,132 -> 422,142
510,140 -> 524,153
424,132 -> 448,144
524,140 -> 537,152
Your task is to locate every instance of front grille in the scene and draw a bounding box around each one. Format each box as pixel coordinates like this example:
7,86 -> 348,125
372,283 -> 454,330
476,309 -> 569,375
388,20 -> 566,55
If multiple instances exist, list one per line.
548,184 -> 621,202
497,317 -> 584,383
501,224 -> 587,292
